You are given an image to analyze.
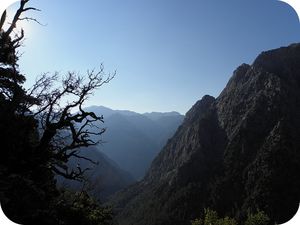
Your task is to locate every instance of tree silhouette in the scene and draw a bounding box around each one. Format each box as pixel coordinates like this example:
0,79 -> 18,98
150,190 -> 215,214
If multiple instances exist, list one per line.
31,68 -> 114,180
0,1 -> 114,224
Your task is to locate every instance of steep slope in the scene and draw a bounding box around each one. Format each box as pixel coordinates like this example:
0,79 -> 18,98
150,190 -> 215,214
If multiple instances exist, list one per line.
57,146 -> 135,201
84,106 -> 184,179
101,113 -> 159,180
110,43 -> 300,225
144,111 -> 185,147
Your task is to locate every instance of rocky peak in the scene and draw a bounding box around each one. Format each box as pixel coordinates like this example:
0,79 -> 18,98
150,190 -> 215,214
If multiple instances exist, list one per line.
144,95 -> 219,184
253,43 -> 300,79
111,43 -> 300,225
184,95 -> 215,123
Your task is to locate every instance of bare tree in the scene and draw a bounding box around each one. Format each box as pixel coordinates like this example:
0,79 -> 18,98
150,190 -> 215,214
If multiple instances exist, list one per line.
1,0 -> 115,181
30,68 -> 115,180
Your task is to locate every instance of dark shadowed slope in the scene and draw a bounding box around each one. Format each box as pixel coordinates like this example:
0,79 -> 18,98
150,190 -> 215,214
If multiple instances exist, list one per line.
110,43 -> 300,225
56,146 -> 135,201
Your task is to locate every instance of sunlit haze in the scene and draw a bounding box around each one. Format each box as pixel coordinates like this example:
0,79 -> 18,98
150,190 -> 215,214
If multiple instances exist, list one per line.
5,0 -> 300,114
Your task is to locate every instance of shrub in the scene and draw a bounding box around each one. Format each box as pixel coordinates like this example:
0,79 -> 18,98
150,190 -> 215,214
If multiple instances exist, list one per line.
245,210 -> 270,225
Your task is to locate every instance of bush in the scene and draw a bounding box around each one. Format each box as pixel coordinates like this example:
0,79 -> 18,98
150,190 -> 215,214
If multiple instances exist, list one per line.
191,209 -> 237,225
191,218 -> 203,225
245,210 -> 270,225
57,189 -> 113,225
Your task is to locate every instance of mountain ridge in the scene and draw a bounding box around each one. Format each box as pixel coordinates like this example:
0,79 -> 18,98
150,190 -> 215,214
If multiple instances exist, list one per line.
83,106 -> 184,179
110,43 -> 300,225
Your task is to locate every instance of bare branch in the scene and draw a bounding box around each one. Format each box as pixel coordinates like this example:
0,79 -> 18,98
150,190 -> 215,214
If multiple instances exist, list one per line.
0,10 -> 6,31
0,0 -> 42,68
5,0 -> 30,36
66,150 -> 99,165
18,17 -> 45,26
1,0 -> 110,182
29,67 -> 114,180
23,7 -> 41,12
51,164 -> 91,181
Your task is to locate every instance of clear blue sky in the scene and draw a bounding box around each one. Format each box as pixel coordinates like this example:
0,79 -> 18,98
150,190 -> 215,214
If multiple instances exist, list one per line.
7,0 -> 300,114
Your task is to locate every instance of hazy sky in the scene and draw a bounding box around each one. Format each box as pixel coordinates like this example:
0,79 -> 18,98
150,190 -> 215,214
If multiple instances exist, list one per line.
6,0 -> 300,114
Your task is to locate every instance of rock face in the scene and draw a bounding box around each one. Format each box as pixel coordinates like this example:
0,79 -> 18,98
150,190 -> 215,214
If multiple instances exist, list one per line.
110,43 -> 300,225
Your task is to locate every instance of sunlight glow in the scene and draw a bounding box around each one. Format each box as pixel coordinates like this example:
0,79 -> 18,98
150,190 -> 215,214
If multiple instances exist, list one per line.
0,0 -> 19,16
1,1 -> 33,38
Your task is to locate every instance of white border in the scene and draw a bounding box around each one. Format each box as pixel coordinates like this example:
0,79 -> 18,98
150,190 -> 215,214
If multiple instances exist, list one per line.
279,0 -> 300,22
0,0 -> 299,224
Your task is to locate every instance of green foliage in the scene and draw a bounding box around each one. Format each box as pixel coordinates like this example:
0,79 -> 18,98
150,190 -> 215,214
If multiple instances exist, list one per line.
204,208 -> 219,225
245,210 -> 270,225
191,209 -> 270,225
56,190 -> 113,225
191,209 -> 238,225
218,217 -> 238,225
191,218 -> 203,225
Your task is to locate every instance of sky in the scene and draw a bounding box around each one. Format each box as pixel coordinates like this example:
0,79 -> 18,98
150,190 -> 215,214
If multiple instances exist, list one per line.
5,0 -> 300,114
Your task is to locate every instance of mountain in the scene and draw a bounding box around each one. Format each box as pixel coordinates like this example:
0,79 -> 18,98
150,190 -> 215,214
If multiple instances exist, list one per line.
84,106 -> 184,179
143,111 -> 182,121
110,43 -> 300,225
57,146 -> 135,201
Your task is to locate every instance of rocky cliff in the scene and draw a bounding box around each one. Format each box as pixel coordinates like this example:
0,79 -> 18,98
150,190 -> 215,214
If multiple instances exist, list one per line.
110,43 -> 300,225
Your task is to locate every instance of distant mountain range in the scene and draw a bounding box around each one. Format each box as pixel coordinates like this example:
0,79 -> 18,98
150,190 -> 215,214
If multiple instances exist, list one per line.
84,106 -> 184,180
57,106 -> 184,201
110,43 -> 300,225
58,106 -> 184,200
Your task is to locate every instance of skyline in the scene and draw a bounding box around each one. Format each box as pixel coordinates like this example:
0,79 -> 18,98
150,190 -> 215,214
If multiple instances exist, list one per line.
5,0 -> 300,114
